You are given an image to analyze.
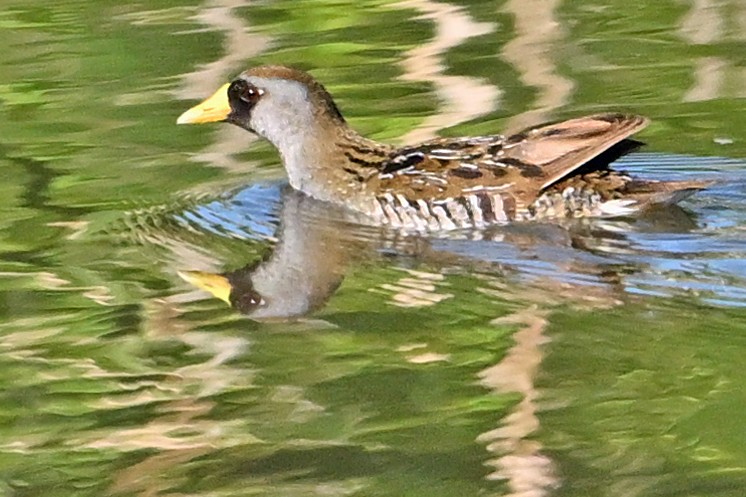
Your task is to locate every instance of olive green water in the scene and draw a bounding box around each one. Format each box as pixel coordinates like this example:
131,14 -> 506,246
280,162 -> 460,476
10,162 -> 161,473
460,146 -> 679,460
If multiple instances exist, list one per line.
1,1 -> 746,496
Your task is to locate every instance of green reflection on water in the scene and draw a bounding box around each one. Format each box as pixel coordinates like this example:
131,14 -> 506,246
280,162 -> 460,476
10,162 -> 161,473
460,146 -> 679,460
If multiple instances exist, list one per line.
0,0 -> 745,496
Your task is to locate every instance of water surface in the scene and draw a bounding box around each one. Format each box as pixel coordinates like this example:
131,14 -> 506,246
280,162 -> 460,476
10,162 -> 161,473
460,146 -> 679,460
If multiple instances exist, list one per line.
0,1 -> 745,496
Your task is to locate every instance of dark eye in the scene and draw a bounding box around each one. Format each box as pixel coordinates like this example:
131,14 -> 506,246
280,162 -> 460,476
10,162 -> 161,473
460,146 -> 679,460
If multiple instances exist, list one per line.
229,80 -> 263,105
234,288 -> 265,314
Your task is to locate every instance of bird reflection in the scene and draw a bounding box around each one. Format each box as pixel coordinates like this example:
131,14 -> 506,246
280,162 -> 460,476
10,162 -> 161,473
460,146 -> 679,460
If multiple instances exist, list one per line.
174,173 -> 706,497
179,186 -> 365,320
178,179 -> 704,320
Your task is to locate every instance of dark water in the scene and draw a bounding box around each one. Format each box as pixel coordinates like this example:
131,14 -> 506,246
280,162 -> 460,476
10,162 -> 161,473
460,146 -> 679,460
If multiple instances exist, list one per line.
1,1 -> 745,496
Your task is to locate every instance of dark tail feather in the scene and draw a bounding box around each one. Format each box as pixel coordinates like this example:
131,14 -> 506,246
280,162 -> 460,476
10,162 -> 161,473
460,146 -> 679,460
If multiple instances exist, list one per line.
625,179 -> 715,207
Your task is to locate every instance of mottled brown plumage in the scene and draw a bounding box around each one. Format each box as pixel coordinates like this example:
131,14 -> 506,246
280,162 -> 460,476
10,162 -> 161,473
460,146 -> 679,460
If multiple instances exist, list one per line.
178,66 -> 712,230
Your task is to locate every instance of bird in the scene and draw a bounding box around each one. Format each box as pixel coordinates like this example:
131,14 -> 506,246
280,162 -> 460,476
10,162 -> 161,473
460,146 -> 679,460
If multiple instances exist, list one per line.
178,188 -> 353,319
177,65 -> 712,231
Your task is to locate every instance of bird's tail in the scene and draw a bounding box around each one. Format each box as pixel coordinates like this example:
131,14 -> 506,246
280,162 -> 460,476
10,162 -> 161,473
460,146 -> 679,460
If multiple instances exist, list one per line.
624,179 -> 715,207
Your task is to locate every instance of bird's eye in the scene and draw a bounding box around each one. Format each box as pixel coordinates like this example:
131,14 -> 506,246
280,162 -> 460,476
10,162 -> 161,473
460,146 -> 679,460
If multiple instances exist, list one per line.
229,80 -> 264,105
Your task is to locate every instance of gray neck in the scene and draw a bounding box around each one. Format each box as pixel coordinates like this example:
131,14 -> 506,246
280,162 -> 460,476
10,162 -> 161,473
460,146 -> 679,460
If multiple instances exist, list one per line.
247,78 -> 350,203
272,128 -> 339,201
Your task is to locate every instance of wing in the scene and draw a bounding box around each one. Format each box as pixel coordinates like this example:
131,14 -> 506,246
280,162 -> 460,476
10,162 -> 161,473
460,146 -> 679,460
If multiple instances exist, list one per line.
369,134 -> 513,199
502,113 -> 648,189
369,113 -> 649,205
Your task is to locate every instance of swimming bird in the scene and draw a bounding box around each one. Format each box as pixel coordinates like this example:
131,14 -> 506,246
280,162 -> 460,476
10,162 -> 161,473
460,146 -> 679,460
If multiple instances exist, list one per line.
178,65 -> 711,230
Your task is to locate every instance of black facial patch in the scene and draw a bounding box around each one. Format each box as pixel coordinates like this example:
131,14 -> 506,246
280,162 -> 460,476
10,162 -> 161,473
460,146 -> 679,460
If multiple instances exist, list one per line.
231,287 -> 265,314
227,79 -> 263,124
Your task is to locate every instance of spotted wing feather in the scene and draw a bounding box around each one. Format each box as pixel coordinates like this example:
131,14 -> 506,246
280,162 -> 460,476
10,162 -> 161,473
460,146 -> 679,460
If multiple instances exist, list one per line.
371,113 -> 649,206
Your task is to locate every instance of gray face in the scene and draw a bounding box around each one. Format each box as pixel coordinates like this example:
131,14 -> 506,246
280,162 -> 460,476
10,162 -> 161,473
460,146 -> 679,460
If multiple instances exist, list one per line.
225,76 -> 319,145
221,73 -> 346,200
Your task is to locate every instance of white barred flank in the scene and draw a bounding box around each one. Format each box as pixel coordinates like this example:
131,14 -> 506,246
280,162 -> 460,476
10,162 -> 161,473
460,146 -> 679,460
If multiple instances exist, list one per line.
492,193 -> 508,223
521,186 -> 641,221
381,203 -> 402,227
366,173 -> 693,229
373,190 -> 512,231
431,204 -> 457,230
445,198 -> 471,227
417,199 -> 441,230
395,194 -> 428,231
467,195 -> 485,227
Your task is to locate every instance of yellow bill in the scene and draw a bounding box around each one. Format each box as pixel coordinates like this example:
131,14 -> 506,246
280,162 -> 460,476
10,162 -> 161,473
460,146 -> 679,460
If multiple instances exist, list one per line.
178,270 -> 232,305
176,83 -> 231,124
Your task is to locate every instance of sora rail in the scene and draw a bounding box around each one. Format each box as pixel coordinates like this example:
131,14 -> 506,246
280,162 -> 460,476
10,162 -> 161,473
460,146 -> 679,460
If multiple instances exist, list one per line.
178,65 -> 711,231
